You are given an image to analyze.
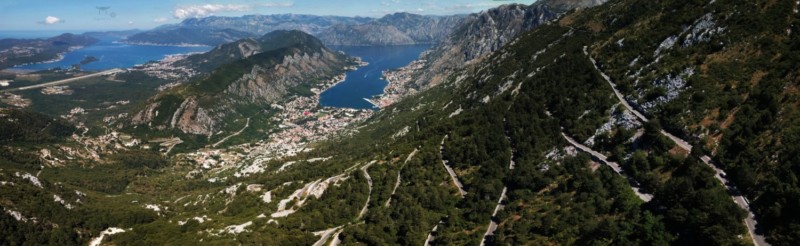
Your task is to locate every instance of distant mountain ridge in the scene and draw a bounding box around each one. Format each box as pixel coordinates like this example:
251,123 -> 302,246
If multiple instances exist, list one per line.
174,14 -> 375,35
121,13 -> 465,46
122,14 -> 375,46
316,13 -> 465,46
122,27 -> 256,46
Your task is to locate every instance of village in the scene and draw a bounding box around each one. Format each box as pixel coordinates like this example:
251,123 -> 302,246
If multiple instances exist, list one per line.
133,53 -> 202,81
376,58 -> 426,108
179,62 -> 373,175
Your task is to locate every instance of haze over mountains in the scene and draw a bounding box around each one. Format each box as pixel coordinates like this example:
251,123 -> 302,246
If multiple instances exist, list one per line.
1,0 -> 799,245
122,13 -> 466,46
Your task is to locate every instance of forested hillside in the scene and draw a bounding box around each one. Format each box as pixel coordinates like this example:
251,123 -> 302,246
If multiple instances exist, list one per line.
1,0 -> 799,245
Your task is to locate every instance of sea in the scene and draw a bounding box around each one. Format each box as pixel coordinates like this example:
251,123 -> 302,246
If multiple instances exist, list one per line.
5,34 -> 211,71
2,31 -> 431,109
320,44 -> 431,109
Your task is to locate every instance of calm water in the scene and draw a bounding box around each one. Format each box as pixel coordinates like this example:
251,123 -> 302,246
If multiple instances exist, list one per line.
14,36 -> 211,71
320,44 -> 431,109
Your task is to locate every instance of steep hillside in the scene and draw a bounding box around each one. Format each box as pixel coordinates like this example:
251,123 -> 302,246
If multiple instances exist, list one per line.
96,0 -> 770,244
576,0 -> 800,244
316,13 -> 464,46
173,30 -> 331,74
128,30 -> 353,145
377,0 -> 607,107
3,0 -> 800,245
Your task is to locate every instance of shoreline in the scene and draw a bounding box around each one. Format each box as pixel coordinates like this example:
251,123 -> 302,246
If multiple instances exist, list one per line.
317,56 -> 368,93
115,40 -> 211,47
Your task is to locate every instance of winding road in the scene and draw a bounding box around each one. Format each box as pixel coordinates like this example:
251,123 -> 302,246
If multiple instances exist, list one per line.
312,226 -> 342,246
480,187 -> 508,246
423,223 -> 440,246
440,135 -> 467,198
584,46 -> 768,246
358,163 -> 374,220
385,148 -> 418,207
212,117 -> 250,148
562,132 -> 654,202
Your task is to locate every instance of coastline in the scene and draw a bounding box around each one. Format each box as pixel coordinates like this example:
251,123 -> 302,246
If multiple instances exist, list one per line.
13,52 -> 67,68
115,40 -> 211,48
374,57 -> 428,109
317,56 -> 368,94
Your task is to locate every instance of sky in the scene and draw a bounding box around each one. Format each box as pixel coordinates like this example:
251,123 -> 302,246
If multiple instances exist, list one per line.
0,0 -> 537,31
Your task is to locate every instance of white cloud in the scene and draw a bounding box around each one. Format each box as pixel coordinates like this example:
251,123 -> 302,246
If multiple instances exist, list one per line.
153,17 -> 168,23
128,21 -> 135,25
173,4 -> 251,19
41,16 -> 63,25
380,0 -> 400,6
260,2 -> 294,7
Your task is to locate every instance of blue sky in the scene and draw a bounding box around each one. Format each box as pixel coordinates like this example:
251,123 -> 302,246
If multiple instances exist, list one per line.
0,0 -> 537,31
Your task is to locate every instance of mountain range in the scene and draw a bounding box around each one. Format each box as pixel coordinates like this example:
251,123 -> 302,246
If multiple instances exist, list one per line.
315,13 -> 465,46
121,13 -> 466,46
1,0 -> 800,245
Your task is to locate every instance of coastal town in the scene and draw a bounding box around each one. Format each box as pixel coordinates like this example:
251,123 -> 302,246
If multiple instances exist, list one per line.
0,49 -> 376,176
376,58 -> 426,108
177,58 -> 373,175
134,53 -> 203,81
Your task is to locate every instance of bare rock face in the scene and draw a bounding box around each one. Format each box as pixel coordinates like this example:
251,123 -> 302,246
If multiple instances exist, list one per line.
225,50 -> 341,104
131,102 -> 160,125
459,4 -> 559,61
237,39 -> 261,58
411,0 -> 606,88
413,3 -> 560,88
173,97 -> 218,136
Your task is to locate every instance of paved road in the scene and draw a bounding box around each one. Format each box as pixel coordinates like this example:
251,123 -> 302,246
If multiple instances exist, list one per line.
385,148 -> 418,207
423,223 -> 440,246
212,117 -> 250,147
358,163 -> 374,219
584,47 -> 768,246
4,68 -> 124,92
701,156 -> 769,246
440,135 -> 467,198
312,226 -> 342,246
480,187 -> 508,246
480,134 -> 514,246
562,132 -> 654,202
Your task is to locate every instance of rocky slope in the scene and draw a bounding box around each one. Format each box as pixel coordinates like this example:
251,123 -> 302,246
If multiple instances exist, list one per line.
4,0 -> 800,245
130,30 -> 352,136
411,0 -> 607,88
173,30 -> 333,74
316,13 -> 464,46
